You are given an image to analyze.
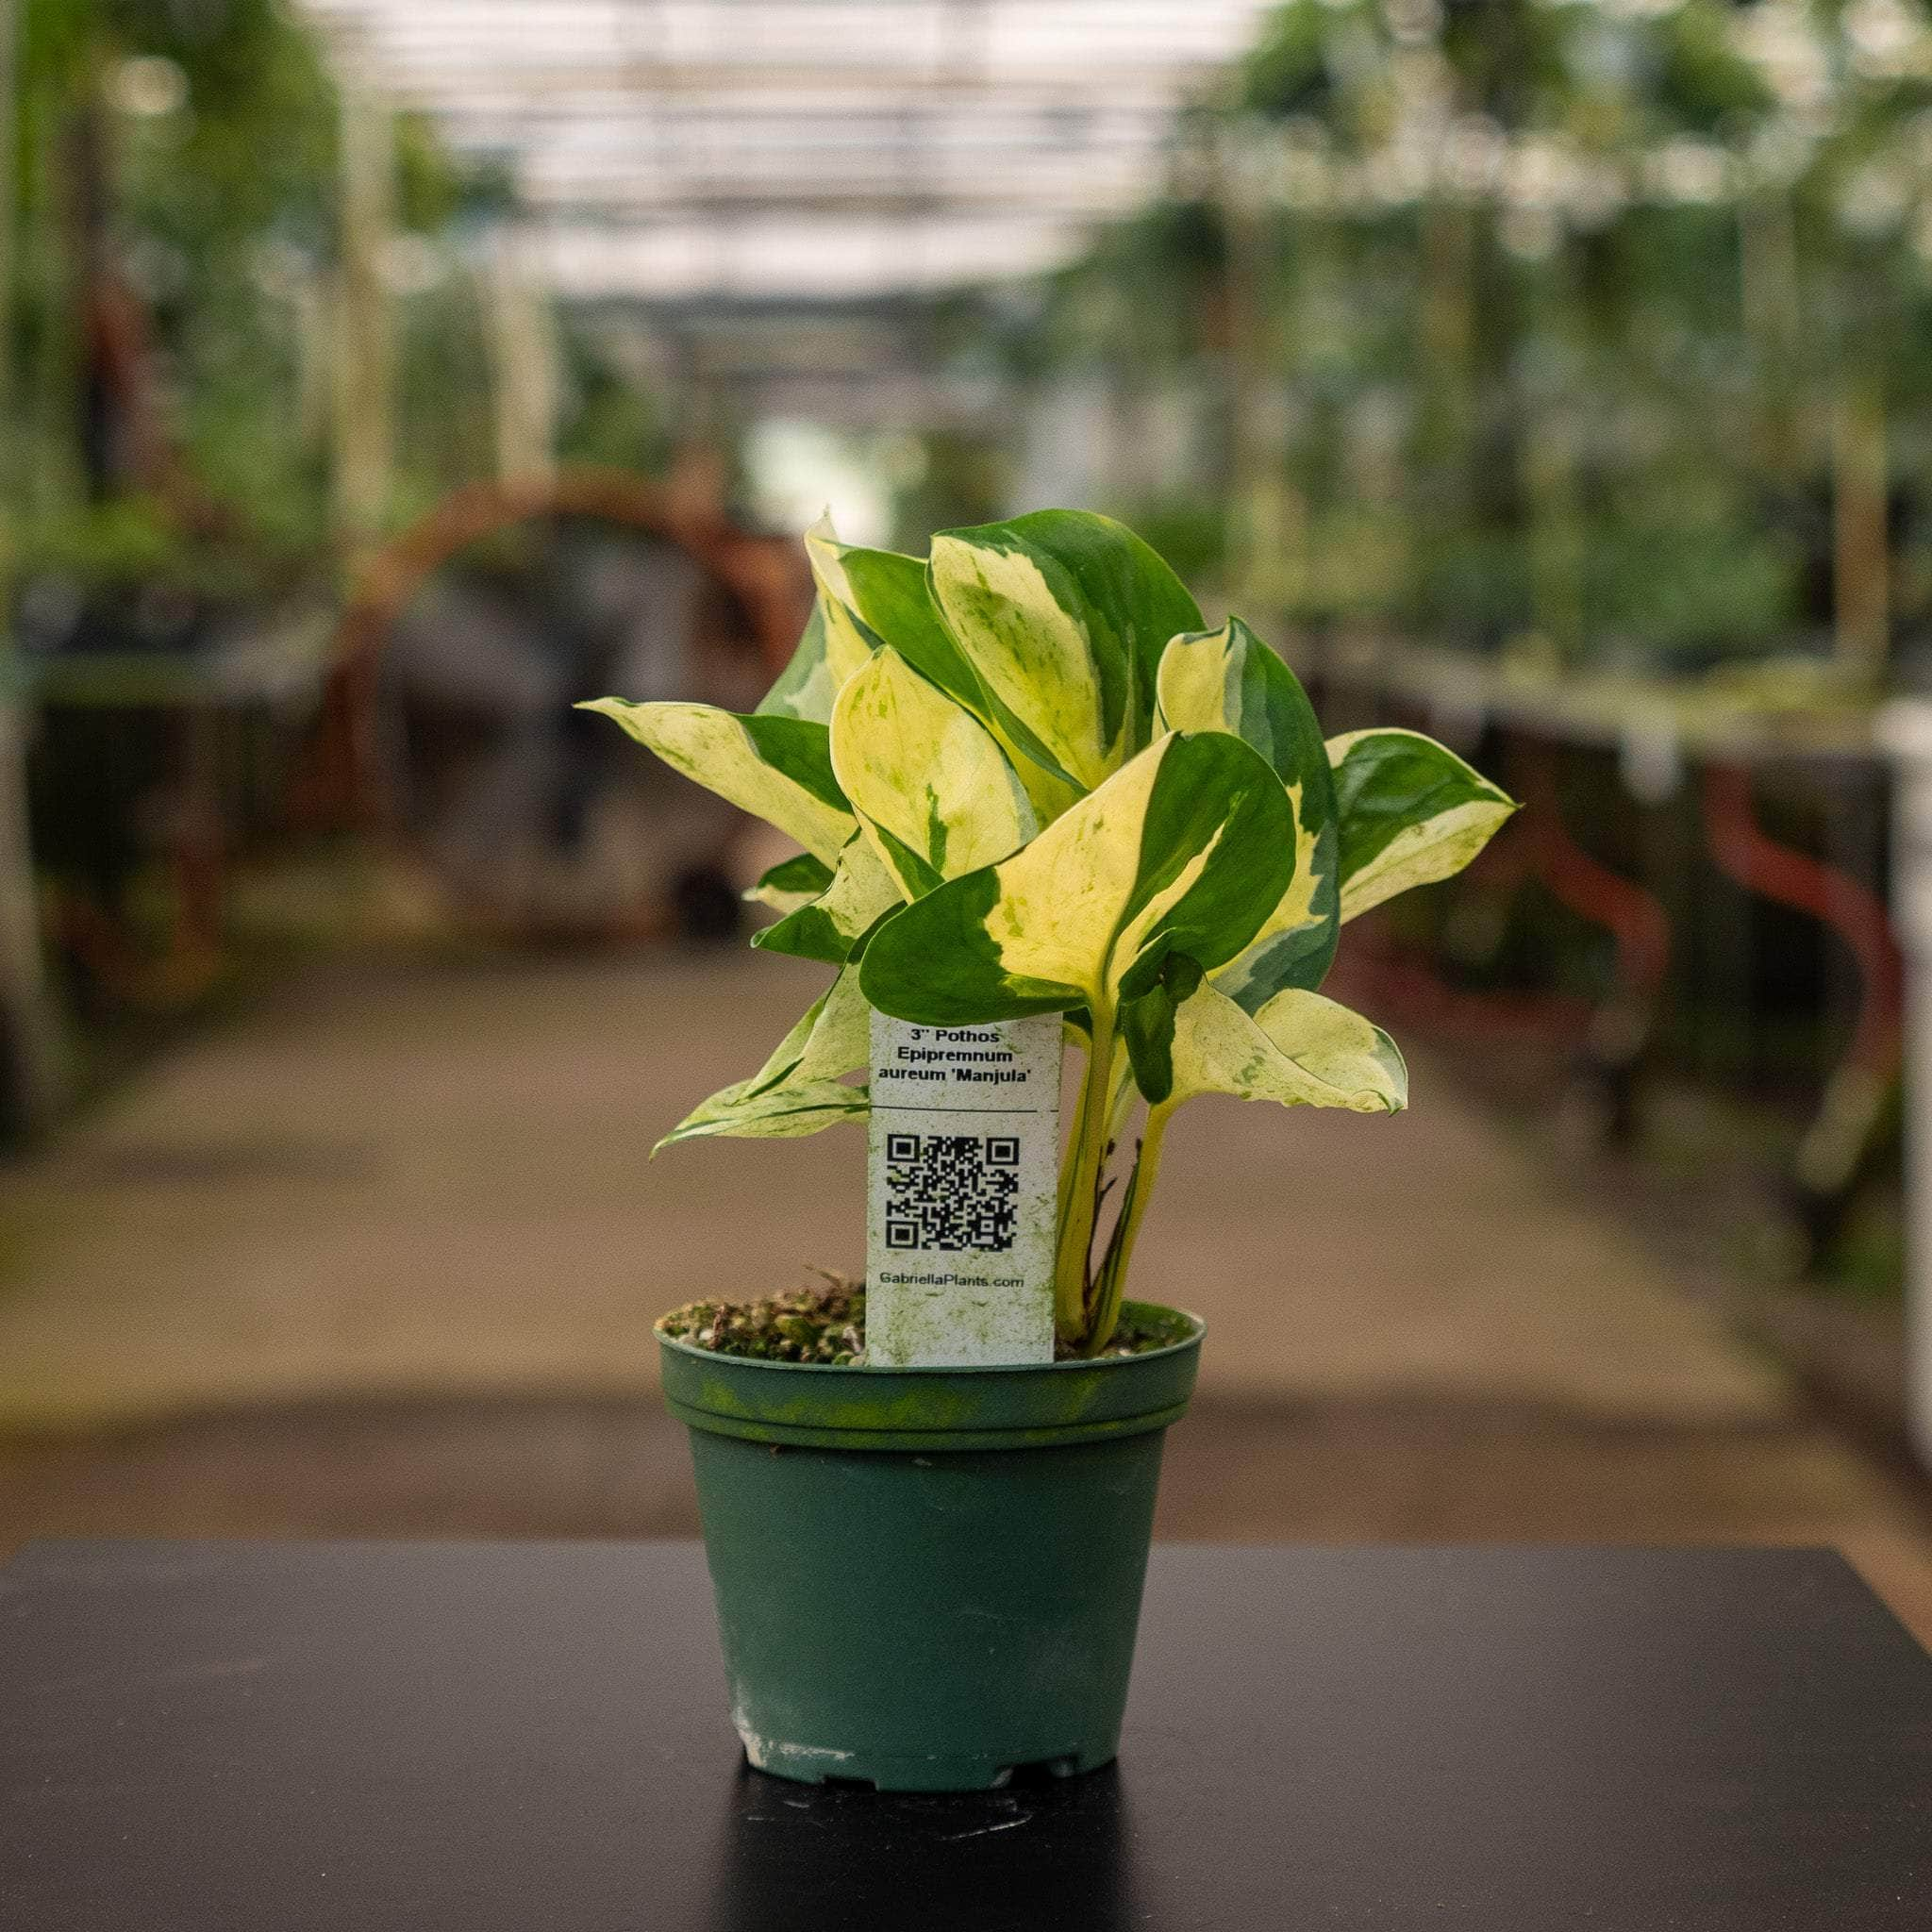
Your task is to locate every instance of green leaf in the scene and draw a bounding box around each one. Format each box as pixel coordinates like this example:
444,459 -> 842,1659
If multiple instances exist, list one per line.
743,851 -> 835,917
1166,984 -> 1407,1115
752,832 -> 904,965
829,647 -> 1037,900
804,517 -> 984,709
754,598 -> 839,724
859,731 -> 1293,1027
657,967 -> 870,1147
1327,728 -> 1519,923
927,509 -> 1203,796
1116,952 -> 1203,1107
1120,985 -> 1175,1106
577,699 -> 855,867
1158,617 -> 1340,1008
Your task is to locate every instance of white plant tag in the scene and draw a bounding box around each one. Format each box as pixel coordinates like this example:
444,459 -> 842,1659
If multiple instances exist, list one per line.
865,1010 -> 1062,1367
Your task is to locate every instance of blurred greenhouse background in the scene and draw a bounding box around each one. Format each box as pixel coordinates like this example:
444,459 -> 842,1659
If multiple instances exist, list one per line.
8,0 -> 1932,1632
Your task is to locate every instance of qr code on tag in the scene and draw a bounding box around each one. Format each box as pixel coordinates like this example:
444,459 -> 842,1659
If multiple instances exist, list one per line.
884,1133 -> 1020,1253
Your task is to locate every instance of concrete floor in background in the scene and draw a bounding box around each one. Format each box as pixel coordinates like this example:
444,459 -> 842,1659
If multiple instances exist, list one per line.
0,948 -> 1928,1646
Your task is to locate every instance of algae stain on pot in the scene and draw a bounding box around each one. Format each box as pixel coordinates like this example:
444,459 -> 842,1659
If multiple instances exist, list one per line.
675,1315 -> 1201,1790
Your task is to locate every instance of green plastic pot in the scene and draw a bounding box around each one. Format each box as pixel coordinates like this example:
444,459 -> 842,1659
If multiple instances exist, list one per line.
658,1299 -> 1204,1792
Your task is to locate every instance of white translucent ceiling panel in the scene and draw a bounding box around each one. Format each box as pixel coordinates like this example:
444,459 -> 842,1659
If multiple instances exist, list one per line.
298,0 -> 1274,301
539,211 -> 1084,302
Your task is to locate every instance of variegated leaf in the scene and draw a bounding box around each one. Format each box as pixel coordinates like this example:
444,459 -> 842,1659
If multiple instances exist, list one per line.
1327,728 -> 1518,923
755,598 -> 840,724
753,831 -> 904,965
927,509 -> 1202,795
657,966 -> 870,1147
830,647 -> 1036,898
806,517 -> 1078,824
804,516 -> 983,709
800,518 -> 879,692
1166,983 -> 1407,1115
859,730 -> 1292,1026
1158,618 -> 1339,1008
743,851 -> 834,917
577,698 -> 855,867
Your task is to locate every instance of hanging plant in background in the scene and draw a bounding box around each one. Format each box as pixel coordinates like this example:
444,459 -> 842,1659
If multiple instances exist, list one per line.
586,509 -> 1516,1354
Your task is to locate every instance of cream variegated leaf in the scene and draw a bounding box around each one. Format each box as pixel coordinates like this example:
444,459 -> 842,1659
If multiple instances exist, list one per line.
808,516 -> 1081,824
754,598 -> 840,725
753,831 -> 904,965
927,509 -> 1201,797
859,731 -> 1292,1025
1327,728 -> 1518,924
743,852 -> 834,917
802,518 -> 881,692
830,647 -> 1036,898
577,698 -> 855,866
1158,618 -> 1339,1007
803,515 -> 987,711
1166,984 -> 1407,1115
656,966 -> 870,1148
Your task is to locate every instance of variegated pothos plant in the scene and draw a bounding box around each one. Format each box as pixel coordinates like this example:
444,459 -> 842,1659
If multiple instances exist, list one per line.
584,510 -> 1516,1355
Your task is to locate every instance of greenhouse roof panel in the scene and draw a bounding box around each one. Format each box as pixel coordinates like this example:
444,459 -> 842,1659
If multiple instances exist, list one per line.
298,0 -> 1274,301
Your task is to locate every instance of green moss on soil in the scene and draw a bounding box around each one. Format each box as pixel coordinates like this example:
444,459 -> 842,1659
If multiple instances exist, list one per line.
657,1277 -> 1180,1363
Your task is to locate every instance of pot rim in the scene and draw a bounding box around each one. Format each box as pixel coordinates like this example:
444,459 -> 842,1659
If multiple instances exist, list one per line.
654,1296 -> 1205,1378
658,1298 -> 1205,1451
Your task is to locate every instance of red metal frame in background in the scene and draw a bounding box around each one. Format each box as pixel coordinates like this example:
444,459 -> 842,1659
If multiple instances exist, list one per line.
1701,763 -> 1905,1204
294,465 -> 810,833
1339,735 -> 1669,1074
1700,764 -> 1903,1085
1513,745 -> 1672,1048
1346,735 -> 1905,1217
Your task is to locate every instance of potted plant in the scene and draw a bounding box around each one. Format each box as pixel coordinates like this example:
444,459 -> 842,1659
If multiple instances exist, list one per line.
585,509 -> 1514,1790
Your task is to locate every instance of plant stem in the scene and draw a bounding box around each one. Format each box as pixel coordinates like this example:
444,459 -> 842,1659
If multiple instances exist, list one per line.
1083,1099 -> 1173,1354
1054,999 -> 1117,1341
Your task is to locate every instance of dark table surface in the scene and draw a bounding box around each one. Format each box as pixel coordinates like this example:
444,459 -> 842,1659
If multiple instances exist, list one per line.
2,1541 -> 1929,1930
